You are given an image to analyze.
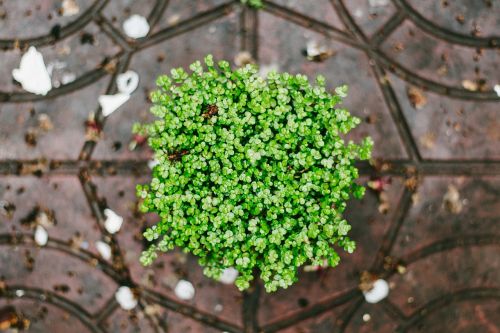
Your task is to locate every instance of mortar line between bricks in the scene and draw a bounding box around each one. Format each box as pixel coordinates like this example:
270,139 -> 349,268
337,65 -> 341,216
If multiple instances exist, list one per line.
0,0 -> 109,49
262,0 -> 366,50
369,10 -> 407,47
334,296 -> 364,333
371,187 -> 413,271
94,13 -> 134,52
147,0 -> 171,29
0,233 -> 124,282
240,4 -> 259,60
78,52 -> 133,161
395,288 -> 500,332
78,169 -> 132,282
331,0 -> 500,101
1,286 -> 107,333
261,288 -> 360,332
137,2 -> 236,50
370,64 -> 422,161
330,0 -> 421,161
141,289 -> 243,333
2,159 -> 500,176
392,0 -> 500,48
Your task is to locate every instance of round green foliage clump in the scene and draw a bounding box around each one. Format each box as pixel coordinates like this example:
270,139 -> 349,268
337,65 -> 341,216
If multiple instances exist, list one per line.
137,55 -> 373,292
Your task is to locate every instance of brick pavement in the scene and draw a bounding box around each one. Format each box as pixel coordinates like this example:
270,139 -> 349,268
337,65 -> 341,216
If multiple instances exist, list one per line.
0,0 -> 499,332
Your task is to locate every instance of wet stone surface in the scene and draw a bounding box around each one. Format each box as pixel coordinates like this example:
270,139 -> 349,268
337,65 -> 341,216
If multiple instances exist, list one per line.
0,1 -> 499,332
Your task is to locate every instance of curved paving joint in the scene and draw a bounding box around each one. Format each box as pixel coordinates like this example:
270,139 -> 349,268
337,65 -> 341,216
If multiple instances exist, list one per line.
0,0 -> 499,332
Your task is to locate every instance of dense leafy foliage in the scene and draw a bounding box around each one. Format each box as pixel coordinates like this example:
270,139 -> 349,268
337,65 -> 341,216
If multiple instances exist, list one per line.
136,55 -> 373,292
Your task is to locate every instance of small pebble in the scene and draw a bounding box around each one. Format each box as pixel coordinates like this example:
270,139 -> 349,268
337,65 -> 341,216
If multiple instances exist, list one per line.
115,286 -> 138,310
174,280 -> 195,300
104,209 -> 123,234
219,268 -> 238,285
363,279 -> 389,303
96,241 -> 112,260
34,225 -> 48,246
123,15 -> 150,39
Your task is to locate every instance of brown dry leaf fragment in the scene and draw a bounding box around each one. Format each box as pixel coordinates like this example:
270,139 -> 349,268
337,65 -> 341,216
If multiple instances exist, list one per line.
455,14 -> 465,24
144,304 -> 162,316
406,86 -> 427,109
99,57 -> 118,74
462,79 -> 478,91
69,232 -> 84,250
420,132 -> 436,149
0,201 -> 16,219
393,42 -> 405,52
404,176 -> 419,192
437,65 -> 448,76
0,306 -> 30,330
305,41 -> 336,62
443,184 -> 463,214
38,113 -> 53,131
24,128 -> 38,147
18,159 -> 48,177
85,113 -> 102,141
234,51 -> 255,67
61,0 -> 80,16
202,104 -> 218,118
20,205 -> 57,229
359,271 -> 378,292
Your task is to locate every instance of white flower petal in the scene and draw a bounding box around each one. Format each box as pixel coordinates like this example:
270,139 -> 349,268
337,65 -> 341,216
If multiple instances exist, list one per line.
34,225 -> 48,246
219,268 -> 239,284
123,15 -> 150,39
99,93 -> 130,117
104,208 -> 123,234
12,46 -> 52,95
115,286 -> 138,310
174,280 -> 195,300
96,241 -> 112,260
363,279 -> 389,303
116,70 -> 139,94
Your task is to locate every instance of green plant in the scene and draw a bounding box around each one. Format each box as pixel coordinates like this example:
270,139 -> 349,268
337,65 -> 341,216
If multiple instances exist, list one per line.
136,55 -> 373,292
240,0 -> 263,8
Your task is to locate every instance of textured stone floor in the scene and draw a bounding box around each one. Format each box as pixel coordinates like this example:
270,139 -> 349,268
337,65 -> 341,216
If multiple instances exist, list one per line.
0,0 -> 499,332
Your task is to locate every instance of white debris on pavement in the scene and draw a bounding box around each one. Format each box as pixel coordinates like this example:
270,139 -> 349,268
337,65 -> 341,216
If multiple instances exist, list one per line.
104,208 -> 124,234
123,15 -> 150,39
494,84 -> 500,97
115,286 -> 138,310
219,268 -> 239,284
12,46 -> 52,95
363,279 -> 389,303
117,70 -> 139,94
34,225 -> 48,246
96,241 -> 112,260
174,280 -> 195,300
99,70 -> 140,117
99,93 -> 131,117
